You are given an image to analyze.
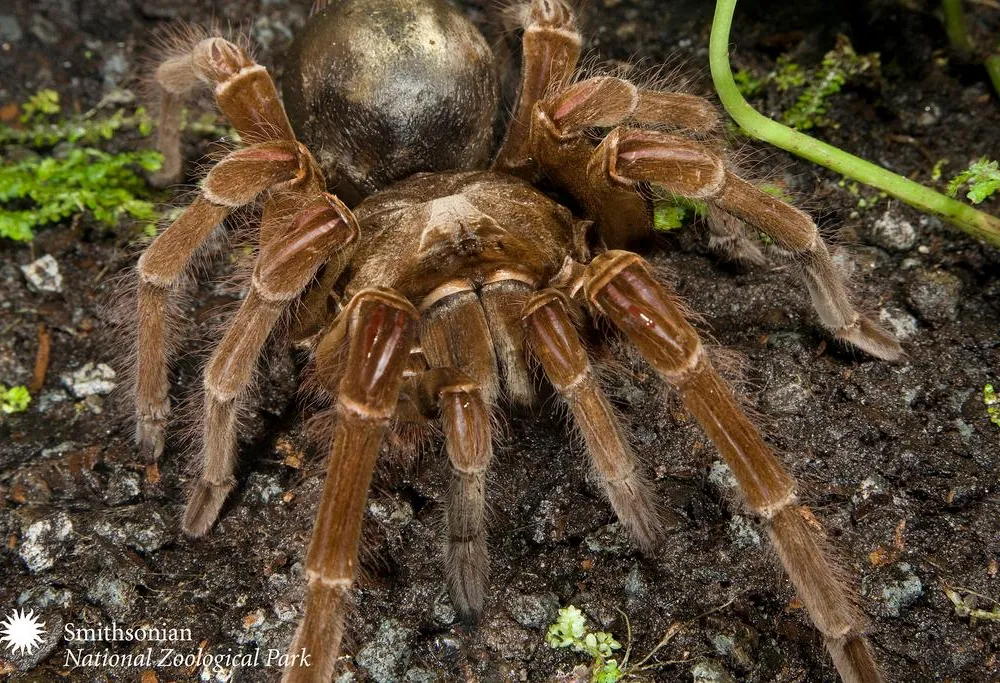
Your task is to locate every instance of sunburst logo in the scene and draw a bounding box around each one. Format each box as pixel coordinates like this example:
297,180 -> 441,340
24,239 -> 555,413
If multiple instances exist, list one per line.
0,608 -> 46,656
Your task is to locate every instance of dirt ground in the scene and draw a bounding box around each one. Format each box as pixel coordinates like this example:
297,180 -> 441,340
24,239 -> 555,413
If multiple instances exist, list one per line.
1,0 -> 998,682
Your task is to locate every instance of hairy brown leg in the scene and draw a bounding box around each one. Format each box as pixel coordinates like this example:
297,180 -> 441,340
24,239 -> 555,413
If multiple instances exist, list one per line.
407,367 -> 493,619
480,279 -> 535,406
582,250 -> 882,683
134,140 -> 317,461
183,194 -> 358,536
522,289 -> 664,550
151,36 -> 296,186
419,289 -> 500,406
705,201 -> 767,266
584,127 -> 901,360
283,289 -> 417,683
494,0 -> 581,173
526,76 -> 719,247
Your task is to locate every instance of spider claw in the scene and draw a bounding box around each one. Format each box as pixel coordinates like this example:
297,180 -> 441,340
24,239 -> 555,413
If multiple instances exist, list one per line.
835,316 -> 904,361
182,480 -> 233,537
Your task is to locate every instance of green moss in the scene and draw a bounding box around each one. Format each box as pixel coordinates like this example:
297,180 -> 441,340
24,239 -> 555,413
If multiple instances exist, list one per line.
1,148 -> 163,241
733,68 -> 763,97
948,158 -> 1000,205
984,384 -> 1000,429
547,606 -> 624,682
1,89 -> 164,242
779,36 -> 880,131
0,385 -> 31,414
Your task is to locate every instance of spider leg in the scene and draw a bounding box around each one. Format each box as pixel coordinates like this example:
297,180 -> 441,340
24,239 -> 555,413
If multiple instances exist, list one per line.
589,128 -> 902,359
705,201 -> 768,267
406,367 -> 493,619
135,140 -> 320,462
151,36 -> 296,186
284,288 -> 417,683
522,289 -> 664,550
582,250 -> 883,683
480,279 -> 536,406
494,0 -> 581,173
183,193 -> 358,536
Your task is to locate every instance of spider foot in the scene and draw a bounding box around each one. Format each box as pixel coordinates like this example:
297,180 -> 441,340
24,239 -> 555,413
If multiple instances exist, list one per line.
446,534 -> 487,621
836,315 -> 903,361
183,479 -> 234,537
136,401 -> 169,463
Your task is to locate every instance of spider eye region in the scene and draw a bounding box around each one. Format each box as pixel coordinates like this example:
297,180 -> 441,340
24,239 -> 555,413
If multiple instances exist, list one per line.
284,0 -> 499,205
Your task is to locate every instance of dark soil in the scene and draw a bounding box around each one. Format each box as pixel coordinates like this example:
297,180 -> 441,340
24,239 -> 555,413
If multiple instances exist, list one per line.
1,1 -> 998,682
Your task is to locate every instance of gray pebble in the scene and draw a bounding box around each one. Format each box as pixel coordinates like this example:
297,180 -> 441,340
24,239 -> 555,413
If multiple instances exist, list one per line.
101,50 -> 129,89
61,362 -> 117,398
907,270 -> 961,325
881,564 -> 923,617
29,13 -> 60,44
878,307 -> 919,339
727,515 -> 761,549
584,522 -> 629,554
21,254 -> 63,294
691,659 -> 738,683
19,512 -> 73,572
707,461 -> 737,490
355,619 -> 416,683
432,590 -> 455,626
92,507 -> 169,553
868,208 -> 917,251
102,469 -> 141,505
0,14 -> 22,43
506,591 -> 558,628
761,372 -> 810,414
404,668 -> 440,683
86,575 -> 135,620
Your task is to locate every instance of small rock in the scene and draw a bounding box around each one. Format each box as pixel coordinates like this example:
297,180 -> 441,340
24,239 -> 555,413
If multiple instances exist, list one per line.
21,254 -> 63,293
727,515 -> 761,549
868,208 -> 917,251
432,591 -> 455,626
86,575 -> 135,620
761,372 -> 810,414
355,619 -> 416,683
916,103 -> 940,126
92,507 -> 169,553
881,564 -> 923,617
29,13 -> 60,44
624,562 -> 646,600
246,473 -> 284,504
61,362 -> 117,397
907,270 -> 961,325
506,592 -> 558,629
101,50 -> 129,89
403,669 -> 438,683
878,307 -> 919,339
0,14 -> 23,43
19,512 -> 74,572
691,659 -> 738,683
707,461 -> 737,490
584,522 -> 629,554
103,469 -> 141,505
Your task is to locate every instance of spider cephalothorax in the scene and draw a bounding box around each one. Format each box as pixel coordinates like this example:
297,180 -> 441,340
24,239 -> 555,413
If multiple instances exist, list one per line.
134,0 -> 901,681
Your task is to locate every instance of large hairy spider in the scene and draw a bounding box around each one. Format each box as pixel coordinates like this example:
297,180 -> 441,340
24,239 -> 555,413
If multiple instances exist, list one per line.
132,0 -> 902,680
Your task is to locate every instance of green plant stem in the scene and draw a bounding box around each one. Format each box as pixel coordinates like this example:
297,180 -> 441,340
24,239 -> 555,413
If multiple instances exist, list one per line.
987,54 -> 1000,97
942,0 -> 975,53
709,0 -> 1000,248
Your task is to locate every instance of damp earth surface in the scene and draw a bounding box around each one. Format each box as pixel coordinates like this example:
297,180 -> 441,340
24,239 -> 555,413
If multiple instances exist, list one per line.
1,0 -> 998,681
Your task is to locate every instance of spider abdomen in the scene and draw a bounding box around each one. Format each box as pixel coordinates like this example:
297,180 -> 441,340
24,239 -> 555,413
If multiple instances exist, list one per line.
283,0 -> 499,206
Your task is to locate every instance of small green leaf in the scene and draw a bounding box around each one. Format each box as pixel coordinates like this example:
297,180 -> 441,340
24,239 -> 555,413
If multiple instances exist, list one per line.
0,385 -> 31,414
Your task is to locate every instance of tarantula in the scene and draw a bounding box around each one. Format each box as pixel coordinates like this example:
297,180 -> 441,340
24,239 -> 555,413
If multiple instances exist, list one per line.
132,0 -> 903,680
